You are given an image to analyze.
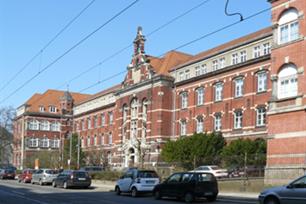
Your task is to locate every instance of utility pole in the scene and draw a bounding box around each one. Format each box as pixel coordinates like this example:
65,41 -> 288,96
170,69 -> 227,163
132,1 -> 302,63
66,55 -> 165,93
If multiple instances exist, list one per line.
77,134 -> 80,169
69,132 -> 72,170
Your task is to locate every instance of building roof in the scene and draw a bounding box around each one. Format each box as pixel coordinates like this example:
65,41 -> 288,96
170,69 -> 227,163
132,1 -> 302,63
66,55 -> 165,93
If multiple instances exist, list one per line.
170,27 -> 273,71
25,90 -> 90,113
148,50 -> 193,75
76,84 -> 122,105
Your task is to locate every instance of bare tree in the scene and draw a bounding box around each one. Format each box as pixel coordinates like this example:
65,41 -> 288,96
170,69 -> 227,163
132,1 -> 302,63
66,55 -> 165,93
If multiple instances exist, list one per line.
0,106 -> 15,166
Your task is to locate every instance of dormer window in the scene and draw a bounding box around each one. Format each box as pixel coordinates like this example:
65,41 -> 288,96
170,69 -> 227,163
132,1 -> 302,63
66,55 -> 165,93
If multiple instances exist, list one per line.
49,106 -> 57,113
278,8 -> 299,44
39,106 -> 45,112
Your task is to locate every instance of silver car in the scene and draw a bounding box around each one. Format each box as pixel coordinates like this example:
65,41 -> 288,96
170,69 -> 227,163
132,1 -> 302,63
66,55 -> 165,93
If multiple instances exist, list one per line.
31,169 -> 58,185
259,175 -> 306,204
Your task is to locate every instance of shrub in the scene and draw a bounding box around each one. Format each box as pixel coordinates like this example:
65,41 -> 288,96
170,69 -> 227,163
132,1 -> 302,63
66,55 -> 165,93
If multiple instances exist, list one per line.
90,170 -> 123,181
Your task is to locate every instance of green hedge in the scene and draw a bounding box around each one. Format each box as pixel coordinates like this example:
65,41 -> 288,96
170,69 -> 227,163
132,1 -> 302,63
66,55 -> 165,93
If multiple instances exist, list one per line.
90,171 -> 123,181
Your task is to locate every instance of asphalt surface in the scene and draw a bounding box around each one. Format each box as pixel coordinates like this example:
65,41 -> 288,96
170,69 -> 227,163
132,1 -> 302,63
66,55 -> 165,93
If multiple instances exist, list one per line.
0,179 -> 258,204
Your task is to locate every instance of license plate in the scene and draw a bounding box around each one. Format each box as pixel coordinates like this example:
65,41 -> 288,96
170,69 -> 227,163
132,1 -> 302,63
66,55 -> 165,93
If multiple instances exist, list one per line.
78,178 -> 86,181
146,180 -> 154,184
205,192 -> 213,196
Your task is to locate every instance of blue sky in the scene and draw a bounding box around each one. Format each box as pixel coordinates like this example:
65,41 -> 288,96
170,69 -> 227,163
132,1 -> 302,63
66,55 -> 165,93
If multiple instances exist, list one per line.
0,0 -> 271,108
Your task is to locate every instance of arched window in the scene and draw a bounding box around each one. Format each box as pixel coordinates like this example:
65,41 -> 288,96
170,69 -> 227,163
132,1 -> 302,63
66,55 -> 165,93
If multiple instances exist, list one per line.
87,136 -> 91,147
40,120 -> 49,131
142,99 -> 148,121
196,87 -> 204,106
214,113 -> 222,131
196,116 -> 204,133
122,104 -> 128,123
234,110 -> 243,129
278,8 -> 299,44
278,64 -> 298,99
131,99 -> 138,119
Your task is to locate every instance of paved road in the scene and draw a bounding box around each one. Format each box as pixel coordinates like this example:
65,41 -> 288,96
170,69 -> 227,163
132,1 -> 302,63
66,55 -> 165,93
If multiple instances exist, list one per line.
0,180 -> 258,204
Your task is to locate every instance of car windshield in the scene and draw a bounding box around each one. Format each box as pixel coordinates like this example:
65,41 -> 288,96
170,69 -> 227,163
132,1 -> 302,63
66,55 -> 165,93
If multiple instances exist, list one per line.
46,170 -> 58,174
5,169 -> 14,173
137,171 -> 158,178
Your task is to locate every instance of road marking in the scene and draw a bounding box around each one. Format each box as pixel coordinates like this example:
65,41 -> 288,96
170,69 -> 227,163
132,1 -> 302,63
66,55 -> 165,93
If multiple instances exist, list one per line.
0,188 -> 49,204
218,198 -> 257,204
12,190 -> 25,196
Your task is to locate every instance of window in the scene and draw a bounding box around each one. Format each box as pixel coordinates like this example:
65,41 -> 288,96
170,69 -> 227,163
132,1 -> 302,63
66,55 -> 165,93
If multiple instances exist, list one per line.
40,120 -> 49,131
28,138 -> 39,147
263,43 -> 271,55
179,72 -> 184,81
39,106 -> 45,112
109,112 -> 113,125
142,100 -> 148,121
41,138 -> 49,148
278,8 -> 299,44
234,78 -> 244,97
232,53 -> 239,65
131,99 -> 138,119
219,57 -> 226,68
196,117 -> 204,133
87,117 -> 91,129
214,114 -> 222,131
81,137 -> 85,147
278,64 -> 298,99
107,151 -> 112,164
180,120 -> 187,136
87,136 -> 91,147
240,50 -> 247,62
185,69 -> 190,79
253,45 -> 261,58
257,71 -> 267,92
196,87 -> 204,105
130,120 -> 137,138
81,119 -> 85,130
212,60 -> 218,70
49,106 -> 57,113
101,114 -> 105,127
94,135 -> 97,146
94,116 -> 98,128
50,139 -> 60,148
108,133 -> 112,144
101,134 -> 104,145
50,122 -> 60,131
215,83 -> 223,102
28,120 -> 39,130
234,110 -> 243,129
201,64 -> 207,74
195,66 -> 201,76
256,107 -> 266,127
180,92 -> 188,109
123,105 -> 128,123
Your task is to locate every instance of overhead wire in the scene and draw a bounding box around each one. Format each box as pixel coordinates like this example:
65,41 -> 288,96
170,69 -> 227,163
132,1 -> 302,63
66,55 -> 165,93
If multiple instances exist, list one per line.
0,0 -> 96,94
78,7 -> 270,93
0,0 -> 140,105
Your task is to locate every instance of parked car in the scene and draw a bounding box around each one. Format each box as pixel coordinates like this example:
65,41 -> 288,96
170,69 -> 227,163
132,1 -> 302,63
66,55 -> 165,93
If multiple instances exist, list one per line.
0,169 -> 16,179
52,170 -> 91,189
191,165 -> 228,179
31,169 -> 58,185
259,174 -> 306,204
153,172 -> 218,203
18,169 -> 36,183
115,168 -> 160,197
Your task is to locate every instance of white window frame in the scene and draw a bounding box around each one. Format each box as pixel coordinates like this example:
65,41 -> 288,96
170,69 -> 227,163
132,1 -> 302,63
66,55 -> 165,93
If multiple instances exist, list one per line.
41,138 -> 49,148
256,107 -> 266,127
108,133 -> 112,144
196,87 -> 204,106
278,64 -> 298,99
219,57 -> 226,68
253,45 -> 261,58
185,69 -> 190,80
257,71 -> 268,92
101,114 -> 105,127
240,50 -> 247,62
94,116 -> 98,128
39,106 -> 45,112
278,8 -> 299,44
234,111 -> 243,129
196,117 -> 204,133
215,83 -> 223,102
263,43 -> 271,55
232,53 -> 239,65
214,114 -> 222,131
94,135 -> 97,146
40,120 -> 49,131
234,78 -> 244,97
87,136 -> 91,147
131,99 -> 138,119
49,106 -> 57,113
87,117 -> 91,129
201,64 -> 207,75
180,120 -> 187,136
195,66 -> 201,76
180,92 -> 188,109
212,60 -> 219,70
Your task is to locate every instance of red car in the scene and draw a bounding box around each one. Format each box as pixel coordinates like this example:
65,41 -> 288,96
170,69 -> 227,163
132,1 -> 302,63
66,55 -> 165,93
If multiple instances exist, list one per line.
18,169 -> 36,183
0,169 -> 16,179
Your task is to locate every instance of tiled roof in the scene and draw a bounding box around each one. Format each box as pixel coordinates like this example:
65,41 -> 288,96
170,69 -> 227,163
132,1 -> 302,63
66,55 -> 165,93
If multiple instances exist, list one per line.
25,90 -> 91,113
170,27 -> 273,71
148,50 -> 193,75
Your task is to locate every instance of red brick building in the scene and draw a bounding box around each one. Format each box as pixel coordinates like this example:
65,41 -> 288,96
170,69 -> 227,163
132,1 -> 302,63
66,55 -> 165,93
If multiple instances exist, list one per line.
13,0 -> 306,184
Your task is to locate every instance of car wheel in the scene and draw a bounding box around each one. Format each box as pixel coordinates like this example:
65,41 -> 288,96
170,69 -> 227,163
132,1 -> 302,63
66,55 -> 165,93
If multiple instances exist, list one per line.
206,195 -> 217,202
154,190 -> 161,200
18,179 -> 21,183
264,196 -> 279,204
63,181 -> 68,189
52,181 -> 57,188
131,187 -> 138,197
184,192 -> 194,203
115,186 -> 121,195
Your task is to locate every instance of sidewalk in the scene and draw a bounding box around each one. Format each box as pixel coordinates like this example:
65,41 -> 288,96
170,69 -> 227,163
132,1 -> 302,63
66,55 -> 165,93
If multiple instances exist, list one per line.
91,180 -> 259,199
